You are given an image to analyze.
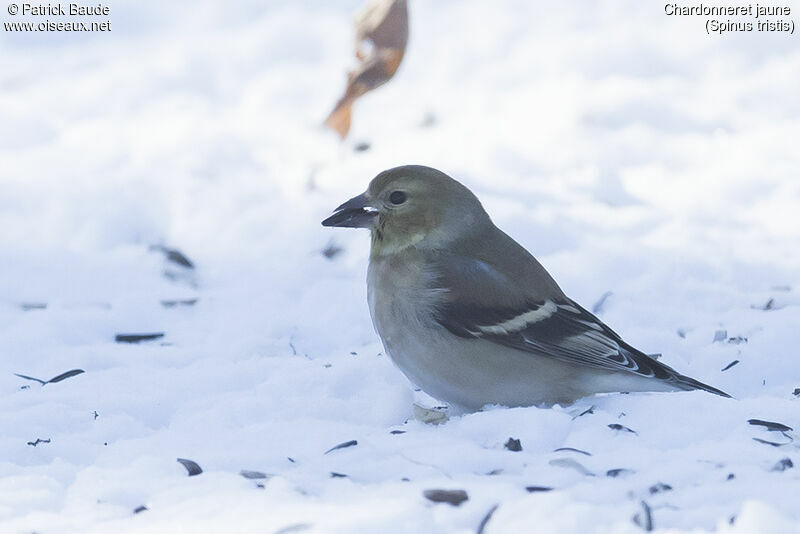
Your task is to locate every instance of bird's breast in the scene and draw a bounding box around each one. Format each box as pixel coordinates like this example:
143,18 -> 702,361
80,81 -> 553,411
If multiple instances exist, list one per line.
367,254 -> 444,351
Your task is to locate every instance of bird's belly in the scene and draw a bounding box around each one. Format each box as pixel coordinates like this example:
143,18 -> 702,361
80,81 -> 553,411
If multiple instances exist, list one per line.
367,258 -> 672,410
369,286 -> 579,408
382,329 -> 674,410
381,327 -> 583,409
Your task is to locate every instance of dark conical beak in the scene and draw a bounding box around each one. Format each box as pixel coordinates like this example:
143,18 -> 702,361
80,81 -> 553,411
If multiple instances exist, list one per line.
321,193 -> 378,228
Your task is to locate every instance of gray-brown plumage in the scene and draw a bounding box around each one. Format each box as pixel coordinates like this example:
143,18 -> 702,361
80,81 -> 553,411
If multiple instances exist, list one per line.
323,165 -> 730,410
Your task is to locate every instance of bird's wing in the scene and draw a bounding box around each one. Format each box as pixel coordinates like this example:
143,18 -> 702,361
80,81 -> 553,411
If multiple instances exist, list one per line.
437,294 -> 675,379
432,255 -> 688,382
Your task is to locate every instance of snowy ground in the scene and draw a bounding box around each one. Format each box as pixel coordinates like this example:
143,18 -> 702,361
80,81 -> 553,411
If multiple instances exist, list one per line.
2,1 -> 799,532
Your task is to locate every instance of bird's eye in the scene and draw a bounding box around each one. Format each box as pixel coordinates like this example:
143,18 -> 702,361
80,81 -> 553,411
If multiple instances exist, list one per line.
389,191 -> 407,205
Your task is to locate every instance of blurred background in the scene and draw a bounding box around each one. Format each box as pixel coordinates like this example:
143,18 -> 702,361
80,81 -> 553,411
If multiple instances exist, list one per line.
1,1 -> 799,531
2,0 -> 798,359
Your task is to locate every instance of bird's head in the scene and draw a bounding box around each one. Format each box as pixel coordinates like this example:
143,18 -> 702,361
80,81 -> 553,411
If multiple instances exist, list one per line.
322,165 -> 489,256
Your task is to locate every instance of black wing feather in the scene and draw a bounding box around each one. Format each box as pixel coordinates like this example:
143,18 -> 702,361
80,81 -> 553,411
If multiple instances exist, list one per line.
436,298 -> 730,397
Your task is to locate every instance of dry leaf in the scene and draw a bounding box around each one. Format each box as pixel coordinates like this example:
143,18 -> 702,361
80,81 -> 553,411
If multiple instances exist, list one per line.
325,0 -> 408,138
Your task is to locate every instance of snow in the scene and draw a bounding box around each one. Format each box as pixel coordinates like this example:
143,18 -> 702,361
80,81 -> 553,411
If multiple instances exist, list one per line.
1,1 -> 799,532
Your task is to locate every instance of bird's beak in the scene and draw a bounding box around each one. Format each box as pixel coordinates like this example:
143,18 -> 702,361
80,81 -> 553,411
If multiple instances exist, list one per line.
321,192 -> 378,228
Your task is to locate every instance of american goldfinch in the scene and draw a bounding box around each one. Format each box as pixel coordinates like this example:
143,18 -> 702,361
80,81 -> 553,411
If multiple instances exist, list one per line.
322,165 -> 729,410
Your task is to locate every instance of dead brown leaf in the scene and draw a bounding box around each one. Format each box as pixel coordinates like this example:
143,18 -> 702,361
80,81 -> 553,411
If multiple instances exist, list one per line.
325,0 -> 408,139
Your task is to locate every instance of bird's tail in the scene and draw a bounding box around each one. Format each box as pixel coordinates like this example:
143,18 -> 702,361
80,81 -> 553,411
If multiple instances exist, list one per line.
619,342 -> 732,398
671,372 -> 732,398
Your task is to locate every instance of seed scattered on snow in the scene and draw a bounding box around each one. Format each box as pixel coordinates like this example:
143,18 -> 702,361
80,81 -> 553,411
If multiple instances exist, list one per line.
752,298 -> 777,311
324,439 -> 358,454
177,458 -> 203,476
525,486 -> 554,493
753,437 -> 790,447
150,245 -> 195,269
20,302 -> 47,311
420,112 -> 437,128
49,369 -> 86,383
607,468 -> 635,478
771,458 -> 793,472
17,375 -> 46,387
608,423 -> 637,435
240,470 -> 270,480
648,482 -> 672,494
321,240 -> 344,259
553,447 -> 592,456
721,360 -> 740,371
727,336 -> 747,344
748,419 -> 793,432
504,438 -> 522,451
633,500 -> 654,531
14,369 -> 85,386
572,405 -> 595,419
476,504 -> 499,534
160,298 -> 198,308
423,489 -> 469,506
115,333 -> 165,343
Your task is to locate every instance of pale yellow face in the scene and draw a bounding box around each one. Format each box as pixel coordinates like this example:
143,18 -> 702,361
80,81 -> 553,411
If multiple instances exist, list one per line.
322,165 -> 488,256
364,166 -> 488,256
367,174 -> 445,255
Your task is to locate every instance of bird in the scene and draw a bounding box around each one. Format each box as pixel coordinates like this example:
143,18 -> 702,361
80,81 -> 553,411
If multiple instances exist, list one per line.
322,165 -> 730,410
